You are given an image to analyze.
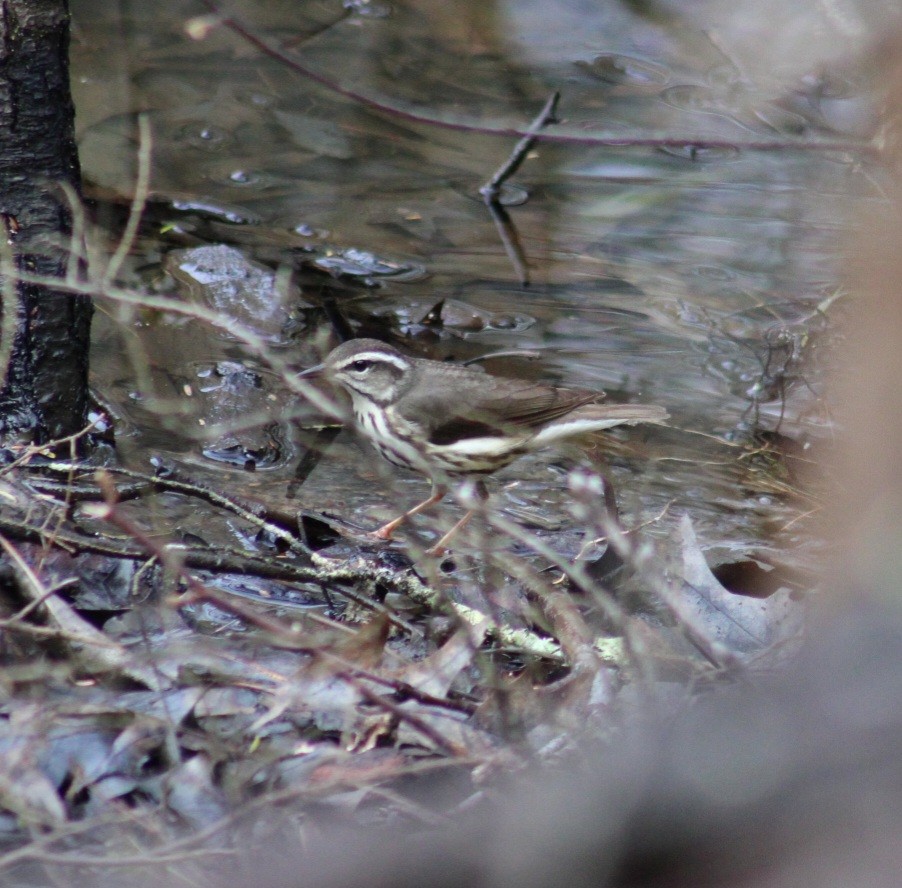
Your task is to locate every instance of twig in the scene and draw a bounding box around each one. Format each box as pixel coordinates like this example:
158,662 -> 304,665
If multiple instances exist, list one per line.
0,420 -> 100,477
479,92 -> 560,286
110,463 -> 313,556
0,576 -> 78,627
8,848 -> 233,868
102,114 -> 152,286
308,550 -> 574,662
54,179 -> 89,286
481,91 -> 560,202
0,218 -> 20,392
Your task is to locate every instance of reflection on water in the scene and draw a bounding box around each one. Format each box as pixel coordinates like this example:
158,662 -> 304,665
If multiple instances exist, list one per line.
72,0 -> 881,574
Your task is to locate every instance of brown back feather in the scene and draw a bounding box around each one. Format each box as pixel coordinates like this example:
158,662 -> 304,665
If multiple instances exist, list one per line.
396,358 -> 604,437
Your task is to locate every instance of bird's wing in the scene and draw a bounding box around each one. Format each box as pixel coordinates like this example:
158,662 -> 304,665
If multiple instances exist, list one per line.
395,365 -> 602,443
473,381 -> 602,429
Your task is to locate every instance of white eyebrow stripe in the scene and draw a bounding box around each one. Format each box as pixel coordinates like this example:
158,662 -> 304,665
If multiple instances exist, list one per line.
337,351 -> 410,371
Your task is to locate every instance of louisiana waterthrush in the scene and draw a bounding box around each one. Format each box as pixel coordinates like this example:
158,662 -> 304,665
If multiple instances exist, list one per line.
300,338 -> 667,551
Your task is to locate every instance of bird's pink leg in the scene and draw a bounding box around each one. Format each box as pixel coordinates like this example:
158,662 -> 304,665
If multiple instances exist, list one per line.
426,479 -> 489,556
425,509 -> 475,557
369,484 -> 448,540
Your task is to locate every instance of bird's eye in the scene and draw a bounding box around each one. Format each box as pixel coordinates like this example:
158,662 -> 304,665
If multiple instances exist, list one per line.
350,360 -> 372,372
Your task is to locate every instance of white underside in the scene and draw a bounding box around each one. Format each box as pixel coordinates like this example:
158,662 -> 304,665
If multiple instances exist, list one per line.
428,435 -> 527,456
426,416 -> 640,456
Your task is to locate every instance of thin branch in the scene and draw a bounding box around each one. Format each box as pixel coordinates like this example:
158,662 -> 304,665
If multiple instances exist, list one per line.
10,848 -> 233,868
479,92 -> 559,286
102,114 -> 152,286
481,91 -> 560,201
0,218 -> 20,391
54,179 -> 89,285
0,420 -> 101,477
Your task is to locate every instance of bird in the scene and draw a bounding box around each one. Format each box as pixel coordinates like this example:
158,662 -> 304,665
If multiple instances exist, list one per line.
299,338 -> 667,553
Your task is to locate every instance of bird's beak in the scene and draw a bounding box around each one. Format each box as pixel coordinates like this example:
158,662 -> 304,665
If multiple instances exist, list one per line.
296,362 -> 324,380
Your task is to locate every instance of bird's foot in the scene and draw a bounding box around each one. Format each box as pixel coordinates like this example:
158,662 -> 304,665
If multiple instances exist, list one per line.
369,518 -> 403,541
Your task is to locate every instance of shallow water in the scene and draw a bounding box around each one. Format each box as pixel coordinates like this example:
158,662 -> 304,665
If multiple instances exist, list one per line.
70,0 -> 880,581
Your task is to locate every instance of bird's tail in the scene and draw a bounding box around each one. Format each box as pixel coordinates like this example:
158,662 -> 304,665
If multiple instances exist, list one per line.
532,404 -> 668,445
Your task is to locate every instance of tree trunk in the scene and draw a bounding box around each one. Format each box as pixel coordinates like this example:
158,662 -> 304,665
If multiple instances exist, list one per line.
0,0 -> 91,443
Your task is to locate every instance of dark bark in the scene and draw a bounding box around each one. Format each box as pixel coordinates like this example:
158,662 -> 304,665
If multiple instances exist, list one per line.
0,0 -> 91,443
